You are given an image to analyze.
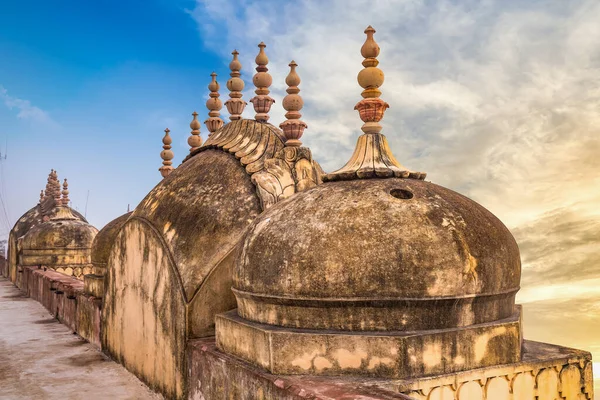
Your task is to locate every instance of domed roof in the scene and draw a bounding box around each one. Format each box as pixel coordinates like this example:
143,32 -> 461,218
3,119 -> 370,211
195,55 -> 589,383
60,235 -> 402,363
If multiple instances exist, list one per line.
10,204 -> 86,241
134,119 -> 285,301
234,177 -> 521,331
91,212 -> 132,267
22,208 -> 97,251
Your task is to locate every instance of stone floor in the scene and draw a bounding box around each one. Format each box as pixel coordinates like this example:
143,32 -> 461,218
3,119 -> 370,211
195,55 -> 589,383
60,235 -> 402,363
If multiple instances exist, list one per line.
0,278 -> 161,400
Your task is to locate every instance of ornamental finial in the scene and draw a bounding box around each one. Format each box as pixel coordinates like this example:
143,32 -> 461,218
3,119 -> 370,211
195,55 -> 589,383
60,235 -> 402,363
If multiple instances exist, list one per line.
39,190 -> 44,204
52,171 -> 61,203
159,128 -> 174,178
355,25 -> 388,134
323,26 -> 426,182
250,42 -> 275,122
279,61 -> 307,147
188,112 -> 202,152
225,50 -> 247,121
205,72 -> 224,135
44,170 -> 54,200
61,179 -> 69,207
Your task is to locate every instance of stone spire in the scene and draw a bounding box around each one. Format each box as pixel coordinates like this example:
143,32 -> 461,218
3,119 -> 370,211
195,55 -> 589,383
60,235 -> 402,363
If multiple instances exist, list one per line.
52,171 -> 61,203
188,112 -> 202,152
39,190 -> 44,204
61,179 -> 70,207
225,50 -> 247,121
205,72 -> 224,135
49,175 -> 76,220
280,61 -> 307,147
159,128 -> 174,178
250,42 -> 275,122
323,26 -> 426,182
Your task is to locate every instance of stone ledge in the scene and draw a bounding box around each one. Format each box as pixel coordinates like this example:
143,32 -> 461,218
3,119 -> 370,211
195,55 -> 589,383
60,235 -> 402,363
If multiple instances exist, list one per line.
216,309 -> 522,378
189,337 -> 413,400
193,336 -> 593,400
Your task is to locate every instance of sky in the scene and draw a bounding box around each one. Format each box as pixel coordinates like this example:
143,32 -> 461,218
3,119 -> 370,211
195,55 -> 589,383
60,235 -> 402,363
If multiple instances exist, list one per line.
1,0 -> 599,390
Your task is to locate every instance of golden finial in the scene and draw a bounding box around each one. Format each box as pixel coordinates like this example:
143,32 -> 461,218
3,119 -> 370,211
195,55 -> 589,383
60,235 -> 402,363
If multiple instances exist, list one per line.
188,112 -> 202,152
279,61 -> 307,147
225,50 -> 247,121
205,72 -> 224,135
250,42 -> 275,122
323,26 -> 426,182
159,128 -> 174,178
61,179 -> 70,207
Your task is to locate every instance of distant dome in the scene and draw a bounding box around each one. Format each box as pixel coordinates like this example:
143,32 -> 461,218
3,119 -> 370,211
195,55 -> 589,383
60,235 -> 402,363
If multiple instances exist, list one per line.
12,204 -> 87,241
7,204 -> 87,281
234,177 -> 521,332
20,207 -> 97,278
91,212 -> 132,271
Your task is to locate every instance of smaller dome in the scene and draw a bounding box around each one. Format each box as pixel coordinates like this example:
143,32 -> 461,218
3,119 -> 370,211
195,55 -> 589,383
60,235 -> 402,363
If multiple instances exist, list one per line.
20,207 -> 98,278
23,218 -> 97,251
91,212 -> 132,270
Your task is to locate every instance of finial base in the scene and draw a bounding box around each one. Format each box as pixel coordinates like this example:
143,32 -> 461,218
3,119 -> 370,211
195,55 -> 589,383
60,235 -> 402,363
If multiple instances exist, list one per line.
205,118 -> 225,135
323,133 -> 427,182
250,95 -> 275,122
279,120 -> 307,147
225,99 -> 247,120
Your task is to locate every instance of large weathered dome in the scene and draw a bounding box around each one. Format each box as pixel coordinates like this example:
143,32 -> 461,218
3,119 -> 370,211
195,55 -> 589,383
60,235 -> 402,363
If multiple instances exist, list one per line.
234,177 -> 521,332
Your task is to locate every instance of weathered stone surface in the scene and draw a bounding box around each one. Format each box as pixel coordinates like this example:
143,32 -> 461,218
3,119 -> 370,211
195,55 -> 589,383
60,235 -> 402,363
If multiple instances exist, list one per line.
102,218 -> 186,399
8,205 -> 86,284
0,278 -> 162,400
90,211 -> 131,275
20,215 -> 97,280
189,337 -> 592,400
189,337 -> 413,400
83,273 -> 105,298
395,341 -> 593,400
77,292 -> 102,348
8,205 -> 41,284
0,255 -> 6,277
216,308 -> 522,378
235,178 -> 521,332
134,148 -> 262,303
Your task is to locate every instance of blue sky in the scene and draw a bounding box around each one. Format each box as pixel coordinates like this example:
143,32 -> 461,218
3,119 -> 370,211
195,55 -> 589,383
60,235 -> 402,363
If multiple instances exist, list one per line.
0,0 -> 225,237
1,0 -> 600,387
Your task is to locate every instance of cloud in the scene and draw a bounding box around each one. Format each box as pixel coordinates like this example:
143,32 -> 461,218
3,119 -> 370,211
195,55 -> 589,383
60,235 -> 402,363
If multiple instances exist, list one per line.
0,85 -> 56,125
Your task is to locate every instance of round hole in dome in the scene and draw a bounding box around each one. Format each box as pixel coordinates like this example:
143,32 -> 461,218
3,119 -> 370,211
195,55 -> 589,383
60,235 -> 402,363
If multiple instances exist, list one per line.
390,188 -> 414,200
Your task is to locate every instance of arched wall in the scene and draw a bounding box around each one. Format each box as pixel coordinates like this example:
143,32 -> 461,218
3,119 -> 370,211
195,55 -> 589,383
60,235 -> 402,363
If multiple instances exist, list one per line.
102,218 -> 187,399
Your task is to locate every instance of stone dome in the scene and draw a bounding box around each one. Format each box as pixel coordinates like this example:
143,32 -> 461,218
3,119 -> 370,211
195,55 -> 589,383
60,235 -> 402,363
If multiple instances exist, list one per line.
234,177 -> 521,332
23,218 -> 97,251
7,204 -> 87,281
90,212 -> 131,271
20,207 -> 98,277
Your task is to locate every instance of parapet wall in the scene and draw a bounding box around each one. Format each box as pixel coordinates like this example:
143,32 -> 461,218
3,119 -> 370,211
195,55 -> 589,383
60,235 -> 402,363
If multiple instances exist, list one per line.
3,267 -> 595,400
0,256 -> 6,278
